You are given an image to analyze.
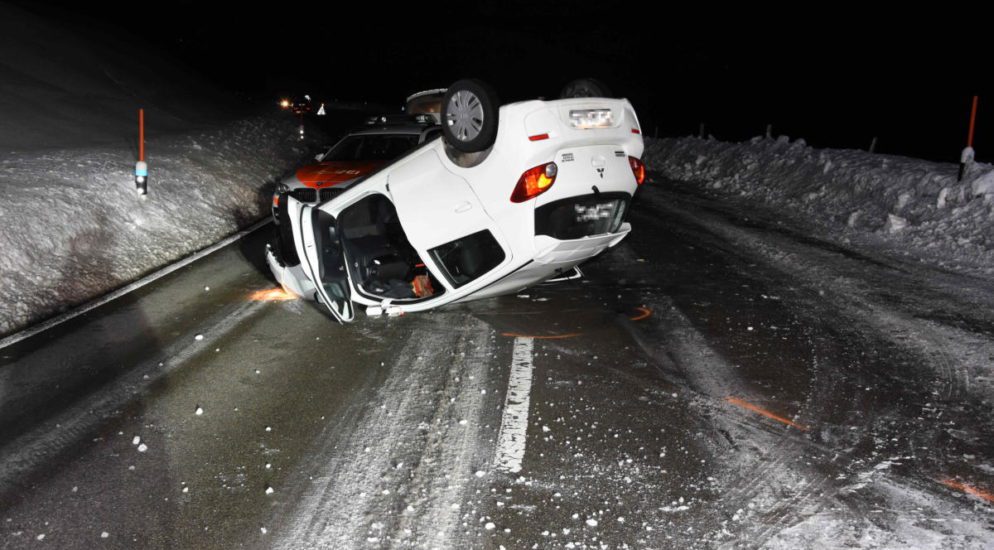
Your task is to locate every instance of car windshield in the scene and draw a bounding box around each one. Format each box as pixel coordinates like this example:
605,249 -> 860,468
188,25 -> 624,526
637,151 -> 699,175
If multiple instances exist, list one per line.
323,134 -> 420,162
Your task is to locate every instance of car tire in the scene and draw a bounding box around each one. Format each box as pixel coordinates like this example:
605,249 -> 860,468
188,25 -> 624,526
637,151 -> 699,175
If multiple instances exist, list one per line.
441,79 -> 499,153
275,193 -> 300,267
559,78 -> 612,99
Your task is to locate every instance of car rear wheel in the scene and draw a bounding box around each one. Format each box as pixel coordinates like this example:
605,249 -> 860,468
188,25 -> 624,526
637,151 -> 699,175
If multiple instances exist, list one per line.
442,79 -> 499,153
559,78 -> 612,99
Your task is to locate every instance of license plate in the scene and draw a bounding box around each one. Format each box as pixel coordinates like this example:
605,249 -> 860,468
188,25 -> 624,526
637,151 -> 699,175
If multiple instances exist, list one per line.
568,108 -> 614,129
573,202 -> 617,222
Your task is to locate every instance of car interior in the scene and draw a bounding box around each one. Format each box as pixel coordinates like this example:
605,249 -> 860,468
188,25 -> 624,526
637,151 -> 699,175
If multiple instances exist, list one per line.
337,194 -> 444,301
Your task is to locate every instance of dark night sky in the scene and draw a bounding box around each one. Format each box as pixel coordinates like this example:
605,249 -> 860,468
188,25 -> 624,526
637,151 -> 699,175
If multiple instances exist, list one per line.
10,1 -> 994,163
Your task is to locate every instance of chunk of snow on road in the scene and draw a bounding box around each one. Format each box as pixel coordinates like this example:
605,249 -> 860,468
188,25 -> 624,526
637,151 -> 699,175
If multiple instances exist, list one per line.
137,443 -> 147,453
132,436 -> 140,445
100,531 -> 109,538
195,405 -> 204,416
194,334 -> 204,341
485,522 -> 495,530
585,518 -> 598,527
265,485 -> 274,495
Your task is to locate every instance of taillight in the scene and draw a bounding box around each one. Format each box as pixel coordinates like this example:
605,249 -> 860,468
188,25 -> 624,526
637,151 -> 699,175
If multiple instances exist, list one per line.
511,162 -> 558,203
629,156 -> 646,185
273,193 -> 280,206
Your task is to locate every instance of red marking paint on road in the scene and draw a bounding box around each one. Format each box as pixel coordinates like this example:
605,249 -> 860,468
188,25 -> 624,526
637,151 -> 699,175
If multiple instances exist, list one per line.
630,307 -> 652,321
941,478 -> 994,504
725,396 -> 809,431
501,332 -> 581,340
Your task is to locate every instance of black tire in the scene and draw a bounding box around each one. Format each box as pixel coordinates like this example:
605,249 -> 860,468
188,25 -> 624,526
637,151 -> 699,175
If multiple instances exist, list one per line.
441,79 -> 499,153
559,78 -> 612,99
274,193 -> 300,267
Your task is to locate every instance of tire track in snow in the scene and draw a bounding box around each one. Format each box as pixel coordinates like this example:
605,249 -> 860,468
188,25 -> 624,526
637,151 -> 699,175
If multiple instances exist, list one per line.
275,317 -> 497,549
628,186 -> 994,546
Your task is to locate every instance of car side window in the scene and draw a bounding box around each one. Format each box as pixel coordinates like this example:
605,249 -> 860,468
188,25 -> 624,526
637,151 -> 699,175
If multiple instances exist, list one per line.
429,230 -> 505,288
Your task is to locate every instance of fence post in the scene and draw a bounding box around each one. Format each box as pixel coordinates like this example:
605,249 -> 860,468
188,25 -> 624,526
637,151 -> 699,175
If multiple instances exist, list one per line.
135,108 -> 147,196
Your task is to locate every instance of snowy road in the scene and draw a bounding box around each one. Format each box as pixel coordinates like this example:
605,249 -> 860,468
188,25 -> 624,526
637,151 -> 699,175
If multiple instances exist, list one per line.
1,177 -> 993,549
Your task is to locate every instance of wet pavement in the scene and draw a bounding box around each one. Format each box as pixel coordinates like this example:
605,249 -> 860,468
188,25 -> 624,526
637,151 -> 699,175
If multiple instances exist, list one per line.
1,177 -> 992,549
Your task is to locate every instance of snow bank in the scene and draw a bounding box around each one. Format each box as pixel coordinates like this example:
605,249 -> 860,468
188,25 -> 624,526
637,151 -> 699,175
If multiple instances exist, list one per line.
0,117 -> 308,336
0,5 -> 317,337
645,135 -> 994,274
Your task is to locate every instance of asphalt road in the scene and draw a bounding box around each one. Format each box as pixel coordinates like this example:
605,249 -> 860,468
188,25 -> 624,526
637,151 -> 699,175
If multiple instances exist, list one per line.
1,179 -> 992,549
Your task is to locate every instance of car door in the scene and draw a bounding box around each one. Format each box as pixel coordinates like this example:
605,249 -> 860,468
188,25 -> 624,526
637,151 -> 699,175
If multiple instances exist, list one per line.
385,149 -> 511,289
288,195 -> 355,322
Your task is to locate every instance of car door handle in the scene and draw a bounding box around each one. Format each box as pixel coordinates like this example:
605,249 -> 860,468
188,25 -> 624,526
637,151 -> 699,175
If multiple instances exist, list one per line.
454,201 -> 473,213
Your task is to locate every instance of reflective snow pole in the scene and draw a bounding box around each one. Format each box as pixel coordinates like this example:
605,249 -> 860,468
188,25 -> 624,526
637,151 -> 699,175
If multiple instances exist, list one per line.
136,108 -> 148,195
958,95 -> 978,182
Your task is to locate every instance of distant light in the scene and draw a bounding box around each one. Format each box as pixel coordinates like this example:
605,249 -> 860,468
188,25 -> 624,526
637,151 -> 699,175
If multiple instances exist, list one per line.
279,98 -> 291,109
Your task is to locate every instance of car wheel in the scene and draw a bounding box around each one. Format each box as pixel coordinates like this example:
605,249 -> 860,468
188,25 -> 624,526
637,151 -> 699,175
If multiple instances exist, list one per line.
275,193 -> 300,267
559,78 -> 612,99
442,79 -> 499,153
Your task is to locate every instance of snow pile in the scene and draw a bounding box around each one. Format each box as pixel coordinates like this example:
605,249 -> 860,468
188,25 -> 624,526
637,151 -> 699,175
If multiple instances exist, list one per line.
0,5 -> 316,337
0,117 -> 308,336
645,136 -> 994,274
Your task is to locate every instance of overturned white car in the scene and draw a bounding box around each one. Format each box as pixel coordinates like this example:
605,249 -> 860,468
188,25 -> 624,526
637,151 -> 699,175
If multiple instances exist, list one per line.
266,79 -> 646,322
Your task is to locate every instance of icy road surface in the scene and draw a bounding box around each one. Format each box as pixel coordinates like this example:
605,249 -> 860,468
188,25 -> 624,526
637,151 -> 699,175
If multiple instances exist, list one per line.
1,178 -> 992,549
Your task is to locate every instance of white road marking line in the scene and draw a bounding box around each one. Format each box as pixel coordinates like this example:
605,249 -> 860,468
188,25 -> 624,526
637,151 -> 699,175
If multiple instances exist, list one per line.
494,337 -> 535,473
0,218 -> 271,350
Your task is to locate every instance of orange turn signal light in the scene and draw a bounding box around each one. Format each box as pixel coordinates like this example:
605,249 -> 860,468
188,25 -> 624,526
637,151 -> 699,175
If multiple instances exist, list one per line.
511,162 -> 557,203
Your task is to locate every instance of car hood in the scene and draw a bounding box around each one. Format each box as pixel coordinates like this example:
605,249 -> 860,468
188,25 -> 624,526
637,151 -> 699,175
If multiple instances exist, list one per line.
293,161 -> 385,189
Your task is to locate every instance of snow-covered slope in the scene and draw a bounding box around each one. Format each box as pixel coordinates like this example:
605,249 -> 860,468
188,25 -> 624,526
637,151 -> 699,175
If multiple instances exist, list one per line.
0,5 -> 315,336
645,136 -> 994,275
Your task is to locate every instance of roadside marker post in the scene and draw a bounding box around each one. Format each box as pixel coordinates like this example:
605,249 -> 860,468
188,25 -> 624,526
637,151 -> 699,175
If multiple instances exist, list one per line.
959,95 -> 978,181
136,108 -> 148,195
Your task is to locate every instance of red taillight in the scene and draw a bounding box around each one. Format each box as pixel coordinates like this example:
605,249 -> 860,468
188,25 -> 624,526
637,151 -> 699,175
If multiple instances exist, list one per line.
272,194 -> 280,206
629,156 -> 646,185
511,162 -> 557,203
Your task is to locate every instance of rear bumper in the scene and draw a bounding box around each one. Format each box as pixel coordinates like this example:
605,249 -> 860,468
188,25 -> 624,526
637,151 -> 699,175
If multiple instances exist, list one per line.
533,223 -> 630,265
